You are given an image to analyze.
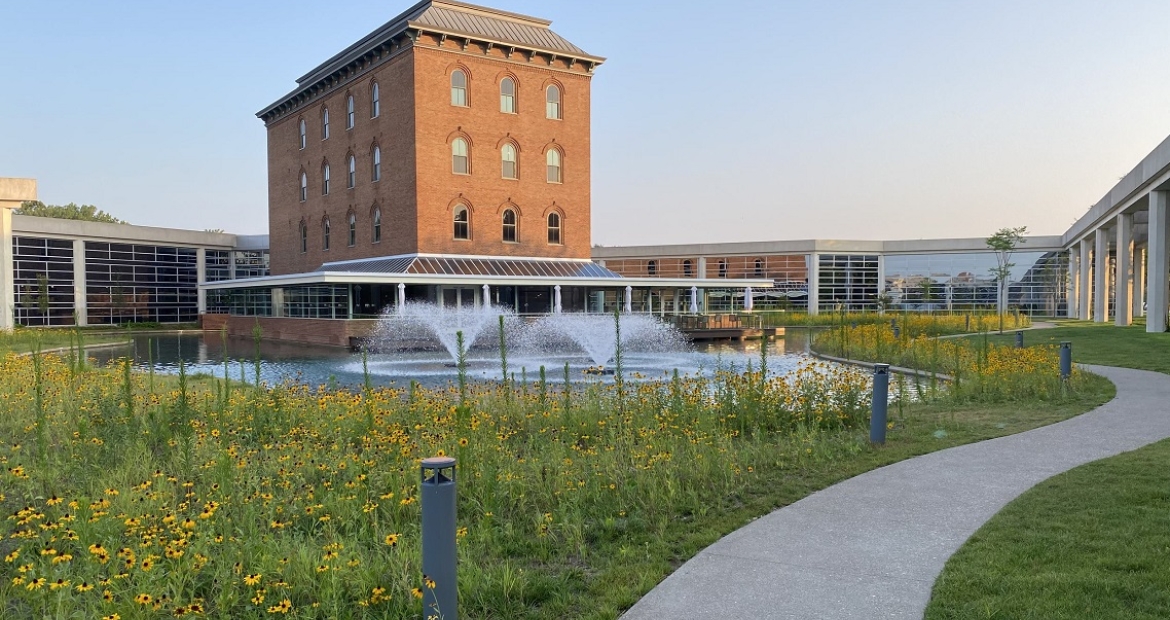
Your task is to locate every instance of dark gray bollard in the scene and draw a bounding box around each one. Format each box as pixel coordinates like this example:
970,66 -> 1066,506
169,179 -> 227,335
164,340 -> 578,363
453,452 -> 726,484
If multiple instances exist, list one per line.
1060,341 -> 1072,380
1015,330 -> 1024,348
421,456 -> 458,620
892,325 -> 900,339
965,315 -> 970,331
890,319 -> 897,330
870,364 -> 890,444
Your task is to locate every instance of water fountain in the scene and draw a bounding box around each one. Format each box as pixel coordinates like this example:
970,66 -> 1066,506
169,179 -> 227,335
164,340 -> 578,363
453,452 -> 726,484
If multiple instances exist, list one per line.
518,312 -> 689,369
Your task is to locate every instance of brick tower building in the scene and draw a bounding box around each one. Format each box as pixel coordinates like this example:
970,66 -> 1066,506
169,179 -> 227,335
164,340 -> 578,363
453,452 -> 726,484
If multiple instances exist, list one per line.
257,0 -> 604,276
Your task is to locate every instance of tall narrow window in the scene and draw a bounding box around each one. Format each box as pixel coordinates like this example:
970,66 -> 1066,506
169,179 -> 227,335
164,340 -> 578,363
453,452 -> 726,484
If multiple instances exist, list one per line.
647,260 -> 658,276
451,70 -> 467,106
754,258 -> 764,277
718,260 -> 728,278
500,77 -> 515,113
299,172 -> 307,202
502,209 -> 517,243
322,108 -> 330,140
372,208 -> 382,243
300,222 -> 307,253
346,95 -> 355,129
348,213 -> 357,247
547,212 -> 561,245
683,260 -> 693,277
347,155 -> 356,188
298,119 -> 306,149
546,85 -> 561,119
501,144 -> 517,179
323,218 -> 331,250
372,146 -> 381,182
371,82 -> 380,117
322,164 -> 331,195
453,206 -> 469,240
546,149 -> 562,183
452,138 -> 469,175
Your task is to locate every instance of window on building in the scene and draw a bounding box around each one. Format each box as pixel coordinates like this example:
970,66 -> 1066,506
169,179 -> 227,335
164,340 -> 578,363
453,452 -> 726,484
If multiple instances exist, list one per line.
348,213 -> 357,246
299,172 -> 307,202
547,212 -> 561,245
754,258 -> 764,277
683,259 -> 693,277
500,77 -> 516,113
502,209 -> 517,243
323,218 -> 331,250
719,259 -> 728,278
648,260 -> 657,276
298,119 -> 306,149
453,206 -> 469,240
546,149 -> 562,183
346,95 -> 355,129
372,146 -> 381,182
322,108 -> 330,140
347,155 -> 356,188
373,208 -> 382,243
451,70 -> 468,106
546,85 -> 561,119
452,138 -> 469,174
502,144 -> 517,179
322,163 -> 331,195
300,222 -> 307,253
371,82 -> 380,118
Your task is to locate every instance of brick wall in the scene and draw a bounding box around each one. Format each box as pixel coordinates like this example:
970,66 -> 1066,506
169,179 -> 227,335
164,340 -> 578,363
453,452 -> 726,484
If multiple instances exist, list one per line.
201,314 -> 379,348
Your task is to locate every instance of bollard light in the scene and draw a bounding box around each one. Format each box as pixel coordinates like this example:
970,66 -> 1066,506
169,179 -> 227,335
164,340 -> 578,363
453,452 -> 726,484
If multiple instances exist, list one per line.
1015,330 -> 1024,348
870,364 -> 890,444
893,325 -> 900,339
965,315 -> 970,331
421,456 -> 458,620
1060,341 -> 1072,380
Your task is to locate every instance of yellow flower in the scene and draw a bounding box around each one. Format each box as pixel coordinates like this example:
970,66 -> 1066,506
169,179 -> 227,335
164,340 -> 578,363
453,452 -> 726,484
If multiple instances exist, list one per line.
411,587 -> 423,599
134,593 -> 153,605
4,550 -> 17,562
244,573 -> 262,586
384,533 -> 399,547
267,599 -> 292,614
76,581 -> 94,592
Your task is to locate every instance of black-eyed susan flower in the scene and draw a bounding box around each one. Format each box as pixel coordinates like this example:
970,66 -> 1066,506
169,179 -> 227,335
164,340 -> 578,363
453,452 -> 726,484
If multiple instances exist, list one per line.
244,573 -> 262,586
384,533 -> 399,547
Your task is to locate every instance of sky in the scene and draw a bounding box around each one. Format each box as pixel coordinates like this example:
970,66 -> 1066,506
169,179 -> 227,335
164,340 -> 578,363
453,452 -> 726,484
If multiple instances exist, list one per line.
4,0 -> 1170,246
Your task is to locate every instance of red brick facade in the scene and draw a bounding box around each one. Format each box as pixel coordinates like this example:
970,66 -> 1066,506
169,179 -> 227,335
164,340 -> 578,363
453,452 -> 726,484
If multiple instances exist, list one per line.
262,8 -> 597,276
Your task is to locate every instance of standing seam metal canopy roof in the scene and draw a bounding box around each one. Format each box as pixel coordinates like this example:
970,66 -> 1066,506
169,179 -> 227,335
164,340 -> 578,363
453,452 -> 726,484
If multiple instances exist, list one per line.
317,255 -> 624,279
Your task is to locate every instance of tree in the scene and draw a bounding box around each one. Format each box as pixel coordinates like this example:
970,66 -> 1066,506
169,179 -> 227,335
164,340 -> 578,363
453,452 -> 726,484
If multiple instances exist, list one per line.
15,201 -> 126,224
986,226 -> 1027,333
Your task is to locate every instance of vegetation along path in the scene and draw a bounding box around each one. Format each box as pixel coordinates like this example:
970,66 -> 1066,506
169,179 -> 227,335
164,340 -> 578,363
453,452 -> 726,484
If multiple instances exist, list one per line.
620,364 -> 1170,619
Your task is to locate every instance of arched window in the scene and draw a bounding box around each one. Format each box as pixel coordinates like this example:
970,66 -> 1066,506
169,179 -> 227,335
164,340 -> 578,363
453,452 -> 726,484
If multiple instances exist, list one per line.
683,260 -> 693,277
322,108 -> 330,140
546,149 -> 562,183
298,119 -> 306,150
546,85 -> 561,119
348,213 -> 357,247
547,212 -> 561,245
372,146 -> 381,182
754,258 -> 764,277
346,95 -> 355,129
451,70 -> 468,106
502,209 -> 517,243
299,172 -> 307,202
371,82 -> 380,118
299,222 -> 307,253
647,260 -> 658,276
323,218 -> 331,250
453,206 -> 469,240
347,155 -> 356,188
500,77 -> 516,113
718,260 -> 728,278
501,144 -> 517,179
372,208 -> 382,243
322,163 -> 331,195
452,138 -> 469,174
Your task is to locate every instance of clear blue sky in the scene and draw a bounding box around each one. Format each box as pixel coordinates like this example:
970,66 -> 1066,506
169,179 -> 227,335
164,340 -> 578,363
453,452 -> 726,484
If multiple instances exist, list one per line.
4,0 -> 1170,245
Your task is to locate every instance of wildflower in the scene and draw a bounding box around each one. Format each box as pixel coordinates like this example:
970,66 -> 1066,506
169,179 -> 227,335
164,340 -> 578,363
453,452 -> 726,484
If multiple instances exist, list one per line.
135,593 -> 153,605
50,578 -> 70,590
26,577 -> 46,590
102,615 -> 121,620
76,581 -> 94,592
46,495 -> 63,506
411,587 -> 423,599
384,533 -> 399,547
4,550 -> 18,562
244,573 -> 262,586
267,599 -> 292,614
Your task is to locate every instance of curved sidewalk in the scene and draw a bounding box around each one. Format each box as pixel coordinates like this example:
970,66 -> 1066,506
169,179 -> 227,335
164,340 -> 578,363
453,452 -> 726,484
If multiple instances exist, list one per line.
621,365 -> 1170,619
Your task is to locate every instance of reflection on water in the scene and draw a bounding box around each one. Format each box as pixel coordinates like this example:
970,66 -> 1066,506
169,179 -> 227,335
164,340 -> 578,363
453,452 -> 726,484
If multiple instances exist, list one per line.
87,329 -> 817,390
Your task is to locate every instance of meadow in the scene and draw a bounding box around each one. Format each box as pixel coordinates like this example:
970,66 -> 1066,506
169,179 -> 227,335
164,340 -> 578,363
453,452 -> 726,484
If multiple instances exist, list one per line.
0,318 -> 1109,619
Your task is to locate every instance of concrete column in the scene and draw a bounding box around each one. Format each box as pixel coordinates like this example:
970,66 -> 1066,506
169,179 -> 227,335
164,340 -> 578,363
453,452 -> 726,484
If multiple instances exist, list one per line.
1067,247 -> 1079,318
1148,191 -> 1170,332
1078,237 -> 1092,320
1094,228 -> 1109,322
72,239 -> 87,326
807,253 -> 820,315
228,251 -> 237,280
1134,246 -> 1145,317
196,248 -> 207,314
697,257 -> 707,278
0,179 -> 37,330
1115,213 -> 1132,326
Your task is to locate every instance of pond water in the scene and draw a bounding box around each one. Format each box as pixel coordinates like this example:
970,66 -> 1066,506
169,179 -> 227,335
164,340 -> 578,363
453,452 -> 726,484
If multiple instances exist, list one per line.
86,329 -> 818,390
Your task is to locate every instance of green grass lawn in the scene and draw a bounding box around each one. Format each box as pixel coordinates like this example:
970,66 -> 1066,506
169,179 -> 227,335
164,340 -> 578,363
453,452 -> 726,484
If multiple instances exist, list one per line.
925,437 -> 1170,620
0,329 -> 128,355
962,319 -> 1170,374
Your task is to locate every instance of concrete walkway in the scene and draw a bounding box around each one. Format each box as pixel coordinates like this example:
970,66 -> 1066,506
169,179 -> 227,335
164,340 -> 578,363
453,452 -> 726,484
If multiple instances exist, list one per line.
621,365 -> 1170,619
